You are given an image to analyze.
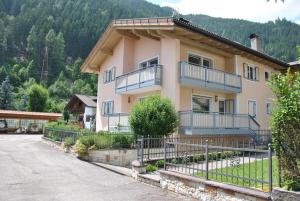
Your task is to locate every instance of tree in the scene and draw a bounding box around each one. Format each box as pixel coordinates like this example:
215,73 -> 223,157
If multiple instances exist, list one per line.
0,76 -> 14,109
48,72 -> 71,99
270,69 -> 300,190
129,95 -> 178,137
296,45 -> 300,60
27,84 -> 48,112
71,79 -> 93,95
45,29 -> 65,85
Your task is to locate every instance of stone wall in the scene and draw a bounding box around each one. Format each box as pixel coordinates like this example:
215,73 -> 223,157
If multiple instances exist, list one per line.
88,149 -> 137,167
271,187 -> 300,201
159,170 -> 269,201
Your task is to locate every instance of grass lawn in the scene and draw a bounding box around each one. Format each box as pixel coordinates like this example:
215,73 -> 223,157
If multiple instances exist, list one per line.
195,158 -> 300,192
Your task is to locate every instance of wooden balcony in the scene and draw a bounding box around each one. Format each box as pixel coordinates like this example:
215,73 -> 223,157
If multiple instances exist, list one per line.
179,111 -> 260,136
179,61 -> 242,93
115,65 -> 162,94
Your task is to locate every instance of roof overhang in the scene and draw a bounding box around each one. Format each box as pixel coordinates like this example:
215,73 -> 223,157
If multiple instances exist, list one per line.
81,17 -> 289,73
0,110 -> 62,121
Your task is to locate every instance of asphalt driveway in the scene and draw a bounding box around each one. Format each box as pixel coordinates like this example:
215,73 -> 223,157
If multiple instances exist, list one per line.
0,135 -> 193,201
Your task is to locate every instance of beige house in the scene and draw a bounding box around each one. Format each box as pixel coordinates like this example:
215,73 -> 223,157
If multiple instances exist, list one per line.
81,17 -> 289,139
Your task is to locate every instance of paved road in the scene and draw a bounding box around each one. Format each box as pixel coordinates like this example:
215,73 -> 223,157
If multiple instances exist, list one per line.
0,135 -> 193,201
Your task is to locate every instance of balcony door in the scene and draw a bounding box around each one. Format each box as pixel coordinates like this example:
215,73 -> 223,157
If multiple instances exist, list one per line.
188,53 -> 213,68
139,57 -> 158,68
192,95 -> 211,113
219,99 -> 234,114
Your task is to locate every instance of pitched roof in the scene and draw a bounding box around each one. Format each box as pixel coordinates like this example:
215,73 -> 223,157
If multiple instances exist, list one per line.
74,94 -> 97,107
81,17 -> 290,73
289,60 -> 300,67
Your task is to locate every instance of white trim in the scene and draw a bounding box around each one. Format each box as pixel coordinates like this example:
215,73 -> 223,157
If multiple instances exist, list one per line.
266,101 -> 273,115
247,99 -> 257,118
138,55 -> 160,69
187,51 -> 214,68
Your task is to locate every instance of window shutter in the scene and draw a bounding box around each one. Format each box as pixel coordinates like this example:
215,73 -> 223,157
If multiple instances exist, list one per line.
111,101 -> 114,114
243,63 -> 247,78
101,102 -> 105,115
112,67 -> 116,81
103,71 -> 107,83
255,67 -> 259,81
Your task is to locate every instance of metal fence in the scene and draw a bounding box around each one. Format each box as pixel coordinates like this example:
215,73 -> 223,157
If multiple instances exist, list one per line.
164,140 -> 273,193
136,135 -> 265,164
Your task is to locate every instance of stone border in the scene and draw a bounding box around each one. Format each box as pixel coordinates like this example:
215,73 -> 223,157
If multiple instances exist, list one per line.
272,187 -> 300,201
159,170 -> 270,201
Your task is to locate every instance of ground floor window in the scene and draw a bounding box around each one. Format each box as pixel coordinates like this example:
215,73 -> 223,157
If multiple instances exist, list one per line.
248,100 -> 257,118
266,102 -> 272,115
192,95 -> 211,112
102,101 -> 114,115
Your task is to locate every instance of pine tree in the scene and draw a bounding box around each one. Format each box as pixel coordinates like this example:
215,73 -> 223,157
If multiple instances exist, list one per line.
0,76 -> 14,109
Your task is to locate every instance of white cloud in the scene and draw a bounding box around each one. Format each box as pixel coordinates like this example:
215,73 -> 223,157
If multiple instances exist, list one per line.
156,0 -> 300,23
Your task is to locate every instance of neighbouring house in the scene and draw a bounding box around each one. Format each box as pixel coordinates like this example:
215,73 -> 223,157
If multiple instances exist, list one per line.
81,17 -> 293,142
65,94 -> 97,129
289,60 -> 300,73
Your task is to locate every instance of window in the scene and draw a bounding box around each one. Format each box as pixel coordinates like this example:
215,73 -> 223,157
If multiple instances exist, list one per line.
102,101 -> 114,115
243,63 -> 259,81
219,100 -> 234,114
192,95 -> 211,112
103,67 -> 116,83
219,100 -> 225,113
248,100 -> 257,118
265,71 -> 270,81
139,57 -> 159,68
188,53 -> 213,68
266,103 -> 272,115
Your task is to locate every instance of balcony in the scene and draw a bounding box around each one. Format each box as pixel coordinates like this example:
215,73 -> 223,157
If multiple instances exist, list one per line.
108,113 -> 130,132
179,61 -> 242,93
115,65 -> 163,94
179,111 -> 260,136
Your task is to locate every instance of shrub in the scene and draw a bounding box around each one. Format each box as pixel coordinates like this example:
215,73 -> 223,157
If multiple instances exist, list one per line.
63,137 -> 75,148
270,69 -> 300,190
74,140 -> 88,156
129,95 -> 178,137
155,160 -> 164,168
112,135 -> 134,149
171,159 -> 177,164
146,164 -> 157,173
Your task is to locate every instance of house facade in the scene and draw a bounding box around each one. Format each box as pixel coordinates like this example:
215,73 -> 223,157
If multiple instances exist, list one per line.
81,17 -> 288,138
65,94 -> 97,129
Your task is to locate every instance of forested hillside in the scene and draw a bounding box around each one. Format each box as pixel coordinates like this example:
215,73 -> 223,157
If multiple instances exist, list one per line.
0,0 -> 299,112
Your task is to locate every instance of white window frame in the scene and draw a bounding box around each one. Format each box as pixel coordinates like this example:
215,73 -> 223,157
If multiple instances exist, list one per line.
191,94 -> 212,113
101,101 -> 114,116
103,66 -> 116,84
264,68 -> 271,81
138,56 -> 160,69
187,52 -> 214,68
248,100 -> 257,118
266,102 -> 273,115
243,63 -> 259,81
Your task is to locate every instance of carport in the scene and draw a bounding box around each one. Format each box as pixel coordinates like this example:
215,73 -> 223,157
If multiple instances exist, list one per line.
0,110 -> 62,133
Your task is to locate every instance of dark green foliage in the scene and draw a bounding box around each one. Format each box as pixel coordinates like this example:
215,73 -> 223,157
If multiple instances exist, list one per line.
129,95 -> 178,137
146,164 -> 157,173
63,137 -> 76,147
0,76 -> 14,109
28,84 -> 48,112
112,135 -> 134,149
270,69 -> 300,191
155,160 -> 164,168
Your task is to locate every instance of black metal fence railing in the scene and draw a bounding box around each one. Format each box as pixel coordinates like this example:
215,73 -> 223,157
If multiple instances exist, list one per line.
164,140 -> 273,194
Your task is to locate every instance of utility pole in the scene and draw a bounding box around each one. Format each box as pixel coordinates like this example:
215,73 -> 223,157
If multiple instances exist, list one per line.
40,46 -> 49,84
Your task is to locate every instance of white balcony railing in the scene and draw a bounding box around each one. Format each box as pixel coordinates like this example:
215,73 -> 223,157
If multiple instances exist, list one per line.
115,65 -> 162,93
179,111 -> 260,135
179,61 -> 242,93
108,113 -> 130,132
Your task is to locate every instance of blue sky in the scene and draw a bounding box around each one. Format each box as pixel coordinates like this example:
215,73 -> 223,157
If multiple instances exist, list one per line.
147,0 -> 300,24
